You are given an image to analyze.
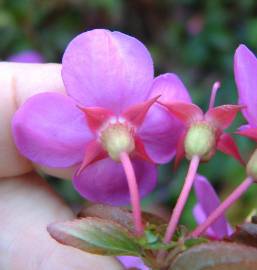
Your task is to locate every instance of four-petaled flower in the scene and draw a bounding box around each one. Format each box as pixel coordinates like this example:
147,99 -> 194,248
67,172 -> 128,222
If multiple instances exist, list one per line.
12,29 -> 190,205
158,80 -> 244,167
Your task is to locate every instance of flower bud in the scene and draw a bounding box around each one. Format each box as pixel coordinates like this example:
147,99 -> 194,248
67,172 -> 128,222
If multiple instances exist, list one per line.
100,123 -> 135,161
246,149 -> 257,180
184,122 -> 216,161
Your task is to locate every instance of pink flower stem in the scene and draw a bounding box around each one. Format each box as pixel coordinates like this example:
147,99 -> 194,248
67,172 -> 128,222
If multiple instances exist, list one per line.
191,177 -> 254,237
164,155 -> 200,243
120,152 -> 144,236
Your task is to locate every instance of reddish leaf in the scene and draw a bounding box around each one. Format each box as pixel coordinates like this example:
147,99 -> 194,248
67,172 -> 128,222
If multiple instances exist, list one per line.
205,105 -> 243,130
236,127 -> 257,142
76,140 -> 107,176
169,242 -> 257,270
229,222 -> 257,248
217,133 -> 245,165
79,204 -> 135,232
78,106 -> 114,131
79,204 -> 167,232
158,102 -> 203,125
122,95 -> 160,127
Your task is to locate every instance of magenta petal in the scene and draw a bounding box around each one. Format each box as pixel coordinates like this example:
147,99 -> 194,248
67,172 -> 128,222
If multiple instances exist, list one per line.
234,44 -> 257,126
73,157 -> 157,206
138,106 -> 182,163
12,92 -> 94,167
7,50 -> 44,63
149,73 -> 191,103
117,256 -> 149,270
62,29 -> 154,113
138,74 -> 190,163
193,175 -> 232,239
193,204 -> 216,237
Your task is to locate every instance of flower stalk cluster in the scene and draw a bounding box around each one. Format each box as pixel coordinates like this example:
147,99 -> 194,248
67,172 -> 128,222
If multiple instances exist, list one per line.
11,30 -> 257,269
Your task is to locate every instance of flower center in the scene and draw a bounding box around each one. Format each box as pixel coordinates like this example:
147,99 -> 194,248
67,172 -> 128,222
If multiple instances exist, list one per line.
100,120 -> 135,161
184,122 -> 216,161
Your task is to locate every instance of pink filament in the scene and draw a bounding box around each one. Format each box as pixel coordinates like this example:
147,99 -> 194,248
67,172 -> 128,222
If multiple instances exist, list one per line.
163,155 -> 200,243
120,152 -> 144,236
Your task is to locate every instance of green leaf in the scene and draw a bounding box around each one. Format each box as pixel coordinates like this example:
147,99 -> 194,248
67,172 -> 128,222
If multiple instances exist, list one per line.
183,237 -> 208,248
173,225 -> 189,241
169,242 -> 257,270
48,217 -> 142,256
138,226 -> 176,251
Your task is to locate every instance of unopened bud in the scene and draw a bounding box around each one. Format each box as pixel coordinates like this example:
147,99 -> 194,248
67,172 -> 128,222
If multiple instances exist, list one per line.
184,122 -> 216,161
101,123 -> 135,161
246,149 -> 257,180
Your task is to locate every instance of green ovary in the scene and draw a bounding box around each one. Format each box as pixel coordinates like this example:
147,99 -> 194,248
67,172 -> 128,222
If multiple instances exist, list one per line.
100,123 -> 135,161
184,122 -> 216,161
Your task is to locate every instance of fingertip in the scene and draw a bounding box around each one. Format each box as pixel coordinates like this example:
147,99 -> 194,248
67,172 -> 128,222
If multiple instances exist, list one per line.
0,63 -> 65,178
11,63 -> 64,106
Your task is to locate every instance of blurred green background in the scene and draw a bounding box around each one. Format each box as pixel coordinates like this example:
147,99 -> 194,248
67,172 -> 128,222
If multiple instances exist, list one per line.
1,0 -> 256,228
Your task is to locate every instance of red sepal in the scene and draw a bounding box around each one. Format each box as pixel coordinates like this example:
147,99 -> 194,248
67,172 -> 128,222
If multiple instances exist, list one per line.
235,127 -> 257,142
174,131 -> 186,170
217,133 -> 245,165
158,102 -> 203,126
134,136 -> 154,163
205,105 -> 244,130
76,140 -> 107,176
78,106 -> 114,131
122,95 -> 160,127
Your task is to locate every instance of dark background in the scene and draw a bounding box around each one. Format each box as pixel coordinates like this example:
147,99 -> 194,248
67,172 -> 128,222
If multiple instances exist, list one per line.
1,0 -> 257,228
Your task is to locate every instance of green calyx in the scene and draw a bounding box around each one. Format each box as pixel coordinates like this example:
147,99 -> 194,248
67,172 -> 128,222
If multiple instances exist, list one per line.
100,123 -> 135,161
184,122 -> 216,161
246,149 -> 257,180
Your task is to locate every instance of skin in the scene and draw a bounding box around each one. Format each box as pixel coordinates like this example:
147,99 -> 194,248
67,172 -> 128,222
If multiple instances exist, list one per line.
0,63 -> 123,270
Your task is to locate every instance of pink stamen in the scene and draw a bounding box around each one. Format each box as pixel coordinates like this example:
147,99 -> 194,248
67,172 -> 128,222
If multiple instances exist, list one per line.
209,81 -> 221,109
120,152 -> 144,236
164,155 -> 200,243
191,177 -> 253,237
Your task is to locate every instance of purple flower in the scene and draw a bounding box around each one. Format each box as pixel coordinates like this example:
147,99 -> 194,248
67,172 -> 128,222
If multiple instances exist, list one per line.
157,78 -> 243,167
7,50 -> 44,63
117,256 -> 149,270
193,175 -> 233,239
234,45 -> 257,140
12,29 -> 190,205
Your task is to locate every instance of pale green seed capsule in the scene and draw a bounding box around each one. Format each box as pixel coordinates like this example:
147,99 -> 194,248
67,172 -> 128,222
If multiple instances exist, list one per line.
100,123 -> 135,161
184,122 -> 216,161
246,148 -> 257,180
